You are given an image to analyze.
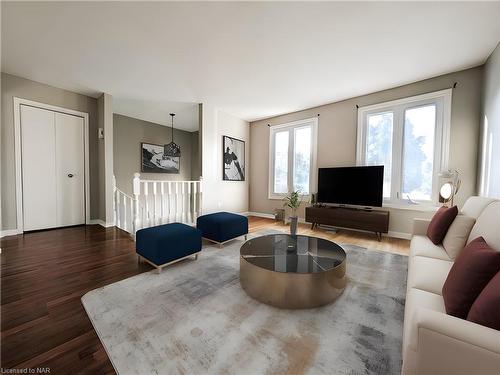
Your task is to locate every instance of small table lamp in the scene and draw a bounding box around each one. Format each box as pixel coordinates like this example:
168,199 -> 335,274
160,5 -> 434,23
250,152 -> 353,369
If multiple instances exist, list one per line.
439,170 -> 461,206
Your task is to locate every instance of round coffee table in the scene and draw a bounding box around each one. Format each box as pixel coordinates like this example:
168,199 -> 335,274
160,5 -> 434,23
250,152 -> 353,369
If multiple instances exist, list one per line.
239,234 -> 347,309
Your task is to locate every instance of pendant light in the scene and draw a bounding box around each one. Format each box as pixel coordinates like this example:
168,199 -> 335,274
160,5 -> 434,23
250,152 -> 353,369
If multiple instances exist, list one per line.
163,113 -> 181,158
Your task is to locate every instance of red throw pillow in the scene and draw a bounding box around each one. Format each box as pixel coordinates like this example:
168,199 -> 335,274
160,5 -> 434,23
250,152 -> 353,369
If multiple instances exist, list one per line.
427,205 -> 458,245
442,237 -> 500,319
467,271 -> 500,330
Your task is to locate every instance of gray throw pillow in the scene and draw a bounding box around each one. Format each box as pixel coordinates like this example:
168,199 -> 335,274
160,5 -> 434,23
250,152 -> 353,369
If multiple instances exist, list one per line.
443,214 -> 476,259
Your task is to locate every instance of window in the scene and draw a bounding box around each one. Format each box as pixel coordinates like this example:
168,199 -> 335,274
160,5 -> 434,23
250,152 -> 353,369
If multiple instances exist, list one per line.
357,90 -> 451,205
269,117 -> 318,199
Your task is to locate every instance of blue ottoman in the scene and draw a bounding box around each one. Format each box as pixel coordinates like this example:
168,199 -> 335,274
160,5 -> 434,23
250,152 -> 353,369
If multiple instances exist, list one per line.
196,212 -> 248,247
136,223 -> 202,273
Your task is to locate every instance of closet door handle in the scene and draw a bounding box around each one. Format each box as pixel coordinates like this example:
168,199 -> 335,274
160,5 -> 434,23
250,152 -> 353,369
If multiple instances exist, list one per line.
68,173 -> 74,178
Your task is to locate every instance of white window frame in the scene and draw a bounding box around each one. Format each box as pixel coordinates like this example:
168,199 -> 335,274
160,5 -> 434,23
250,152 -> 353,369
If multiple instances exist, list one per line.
268,117 -> 318,199
356,89 -> 452,206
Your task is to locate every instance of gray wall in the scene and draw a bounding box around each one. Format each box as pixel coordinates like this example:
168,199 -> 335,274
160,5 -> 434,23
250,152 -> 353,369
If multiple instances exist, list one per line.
1,73 -> 100,230
249,67 -> 483,236
98,93 -> 114,223
479,42 -> 500,198
98,95 -> 106,221
113,114 -> 199,195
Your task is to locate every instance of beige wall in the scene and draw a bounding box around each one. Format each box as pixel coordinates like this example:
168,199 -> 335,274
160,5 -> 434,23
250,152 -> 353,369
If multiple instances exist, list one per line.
1,73 -> 100,230
113,114 -> 199,195
479,42 -> 500,198
250,67 -> 483,236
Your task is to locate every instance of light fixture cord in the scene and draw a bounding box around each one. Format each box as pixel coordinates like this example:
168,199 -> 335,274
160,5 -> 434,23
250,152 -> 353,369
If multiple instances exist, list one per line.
171,114 -> 174,143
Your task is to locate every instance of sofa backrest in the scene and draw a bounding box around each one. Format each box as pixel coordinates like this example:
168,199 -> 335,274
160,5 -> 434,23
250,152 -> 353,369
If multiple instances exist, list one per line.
461,196 -> 496,219
467,200 -> 500,251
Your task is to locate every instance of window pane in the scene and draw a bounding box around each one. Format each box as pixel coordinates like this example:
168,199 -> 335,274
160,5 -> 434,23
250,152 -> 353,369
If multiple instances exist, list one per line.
274,131 -> 289,194
402,105 -> 436,201
293,127 -> 311,194
366,112 -> 393,198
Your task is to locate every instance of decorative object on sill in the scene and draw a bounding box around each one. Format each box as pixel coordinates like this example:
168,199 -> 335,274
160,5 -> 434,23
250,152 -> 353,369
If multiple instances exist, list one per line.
283,190 -> 302,236
223,135 -> 245,181
274,208 -> 285,224
310,192 -> 317,205
141,142 -> 180,173
164,113 -> 181,158
439,169 -> 461,206
405,194 -> 418,205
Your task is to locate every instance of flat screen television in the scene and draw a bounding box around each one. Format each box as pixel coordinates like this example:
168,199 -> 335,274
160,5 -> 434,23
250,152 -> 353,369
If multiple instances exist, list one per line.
317,166 -> 384,207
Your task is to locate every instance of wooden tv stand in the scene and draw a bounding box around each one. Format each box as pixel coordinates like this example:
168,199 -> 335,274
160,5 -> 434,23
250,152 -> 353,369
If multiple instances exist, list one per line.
305,205 -> 389,241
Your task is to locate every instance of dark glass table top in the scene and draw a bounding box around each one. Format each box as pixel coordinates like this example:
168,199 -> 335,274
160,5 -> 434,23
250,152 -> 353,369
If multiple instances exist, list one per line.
240,234 -> 346,274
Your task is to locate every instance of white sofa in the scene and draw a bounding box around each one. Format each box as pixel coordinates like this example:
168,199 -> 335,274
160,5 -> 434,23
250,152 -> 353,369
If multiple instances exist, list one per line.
402,196 -> 500,375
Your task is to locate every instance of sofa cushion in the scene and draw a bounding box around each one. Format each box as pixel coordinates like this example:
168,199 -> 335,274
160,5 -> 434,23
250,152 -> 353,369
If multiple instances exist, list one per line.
443,215 -> 476,259
467,201 -> 500,251
410,235 -> 451,261
408,256 -> 453,295
442,237 -> 500,318
467,271 -> 500,330
403,288 -> 445,353
427,206 -> 458,245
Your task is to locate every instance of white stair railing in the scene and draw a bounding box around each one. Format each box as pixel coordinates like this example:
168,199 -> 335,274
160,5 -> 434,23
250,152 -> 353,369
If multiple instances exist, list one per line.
113,174 -> 203,235
131,173 -> 202,233
113,176 -> 135,234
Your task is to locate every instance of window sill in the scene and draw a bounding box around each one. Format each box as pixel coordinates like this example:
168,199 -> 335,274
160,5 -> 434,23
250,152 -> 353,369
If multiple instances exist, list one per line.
383,202 -> 440,212
269,196 -> 283,200
268,194 -> 310,201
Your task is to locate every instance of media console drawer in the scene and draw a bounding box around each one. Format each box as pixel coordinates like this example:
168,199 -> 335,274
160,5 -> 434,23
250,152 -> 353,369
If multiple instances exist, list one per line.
305,206 -> 389,240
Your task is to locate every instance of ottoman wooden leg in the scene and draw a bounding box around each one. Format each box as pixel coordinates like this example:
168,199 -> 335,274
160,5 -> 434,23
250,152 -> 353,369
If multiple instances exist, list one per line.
244,234 -> 248,240
194,254 -> 198,260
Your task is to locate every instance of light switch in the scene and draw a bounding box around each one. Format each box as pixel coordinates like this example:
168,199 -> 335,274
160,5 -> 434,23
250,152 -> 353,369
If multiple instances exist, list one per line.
98,128 -> 104,139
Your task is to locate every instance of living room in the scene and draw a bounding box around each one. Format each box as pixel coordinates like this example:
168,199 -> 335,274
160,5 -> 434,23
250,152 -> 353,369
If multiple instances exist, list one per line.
1,1 -> 499,374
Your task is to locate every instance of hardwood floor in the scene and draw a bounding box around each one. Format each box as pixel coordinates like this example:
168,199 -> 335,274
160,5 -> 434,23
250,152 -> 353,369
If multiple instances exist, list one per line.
1,217 -> 409,373
250,217 -> 410,256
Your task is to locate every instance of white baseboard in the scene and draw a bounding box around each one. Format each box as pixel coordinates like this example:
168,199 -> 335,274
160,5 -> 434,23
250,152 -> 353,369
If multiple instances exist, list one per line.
386,231 -> 412,240
88,219 -> 115,228
0,229 -> 22,238
245,211 -> 275,219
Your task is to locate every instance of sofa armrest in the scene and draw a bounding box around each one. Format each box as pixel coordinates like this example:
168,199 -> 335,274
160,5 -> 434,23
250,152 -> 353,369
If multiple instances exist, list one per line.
414,308 -> 500,375
412,219 -> 431,236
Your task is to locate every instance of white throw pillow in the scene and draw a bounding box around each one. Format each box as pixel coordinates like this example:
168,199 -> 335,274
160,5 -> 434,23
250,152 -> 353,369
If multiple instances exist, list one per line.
443,214 -> 476,259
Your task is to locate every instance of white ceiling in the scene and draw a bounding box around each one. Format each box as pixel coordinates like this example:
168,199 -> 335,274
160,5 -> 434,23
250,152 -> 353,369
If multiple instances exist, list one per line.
2,2 -> 500,123
114,99 -> 199,132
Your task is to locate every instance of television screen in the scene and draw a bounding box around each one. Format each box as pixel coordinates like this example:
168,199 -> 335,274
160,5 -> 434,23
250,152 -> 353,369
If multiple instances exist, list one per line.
317,166 -> 384,207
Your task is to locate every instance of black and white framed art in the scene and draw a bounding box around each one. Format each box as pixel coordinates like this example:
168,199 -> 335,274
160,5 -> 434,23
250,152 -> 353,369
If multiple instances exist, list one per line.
141,142 -> 180,173
222,136 -> 245,181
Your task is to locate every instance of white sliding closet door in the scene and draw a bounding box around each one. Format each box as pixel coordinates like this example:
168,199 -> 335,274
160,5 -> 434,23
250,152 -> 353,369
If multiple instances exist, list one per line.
21,106 -> 58,231
55,113 -> 85,226
21,105 -> 86,231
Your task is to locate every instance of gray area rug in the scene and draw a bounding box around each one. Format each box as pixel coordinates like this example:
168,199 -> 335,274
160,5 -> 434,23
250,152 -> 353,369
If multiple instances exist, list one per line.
82,231 -> 407,375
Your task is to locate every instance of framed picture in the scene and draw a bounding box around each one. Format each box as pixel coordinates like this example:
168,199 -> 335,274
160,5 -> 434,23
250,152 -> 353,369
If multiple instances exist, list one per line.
223,135 -> 245,181
141,142 -> 180,173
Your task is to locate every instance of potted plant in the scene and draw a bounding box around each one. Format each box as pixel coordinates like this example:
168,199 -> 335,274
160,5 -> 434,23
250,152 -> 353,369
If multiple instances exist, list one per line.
283,190 -> 302,236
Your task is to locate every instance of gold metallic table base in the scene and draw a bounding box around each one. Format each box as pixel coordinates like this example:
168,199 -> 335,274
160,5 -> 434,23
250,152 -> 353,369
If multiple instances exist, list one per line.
239,256 -> 346,309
